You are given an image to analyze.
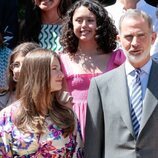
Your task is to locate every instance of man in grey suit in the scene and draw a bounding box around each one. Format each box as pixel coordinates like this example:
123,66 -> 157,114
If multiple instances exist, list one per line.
84,9 -> 158,158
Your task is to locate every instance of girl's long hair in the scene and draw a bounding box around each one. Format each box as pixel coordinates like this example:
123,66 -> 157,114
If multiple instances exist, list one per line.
60,0 -> 118,54
15,48 -> 75,136
8,42 -> 40,92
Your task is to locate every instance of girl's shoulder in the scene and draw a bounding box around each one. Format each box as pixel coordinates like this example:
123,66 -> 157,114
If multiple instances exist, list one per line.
58,52 -> 74,76
0,91 -> 10,110
59,52 -> 71,61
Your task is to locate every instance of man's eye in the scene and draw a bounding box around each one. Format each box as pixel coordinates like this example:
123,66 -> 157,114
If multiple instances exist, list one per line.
137,34 -> 146,39
125,35 -> 133,41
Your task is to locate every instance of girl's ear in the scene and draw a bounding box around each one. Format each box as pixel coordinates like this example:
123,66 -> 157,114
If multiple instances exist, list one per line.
117,34 -> 120,42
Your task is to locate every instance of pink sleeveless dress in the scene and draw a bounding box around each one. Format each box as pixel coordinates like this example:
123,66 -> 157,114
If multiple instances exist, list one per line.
59,49 -> 126,140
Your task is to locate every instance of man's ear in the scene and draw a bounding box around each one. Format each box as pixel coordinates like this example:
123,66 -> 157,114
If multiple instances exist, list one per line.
151,32 -> 157,45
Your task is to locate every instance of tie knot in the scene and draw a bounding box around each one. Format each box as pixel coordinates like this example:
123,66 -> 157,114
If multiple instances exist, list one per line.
134,69 -> 142,82
135,69 -> 141,76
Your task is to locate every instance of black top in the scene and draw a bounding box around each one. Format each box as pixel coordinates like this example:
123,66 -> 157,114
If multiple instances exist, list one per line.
0,0 -> 19,49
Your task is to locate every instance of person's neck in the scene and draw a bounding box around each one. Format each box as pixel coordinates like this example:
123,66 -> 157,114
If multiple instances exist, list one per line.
118,0 -> 140,10
78,43 -> 102,56
41,9 -> 61,24
78,41 -> 100,55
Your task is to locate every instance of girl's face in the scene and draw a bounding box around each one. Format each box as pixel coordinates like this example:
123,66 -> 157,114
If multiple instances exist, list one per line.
50,56 -> 64,92
10,54 -> 25,82
72,6 -> 97,42
34,0 -> 60,11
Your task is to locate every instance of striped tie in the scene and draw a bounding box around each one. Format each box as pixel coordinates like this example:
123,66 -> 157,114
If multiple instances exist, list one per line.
131,69 -> 143,138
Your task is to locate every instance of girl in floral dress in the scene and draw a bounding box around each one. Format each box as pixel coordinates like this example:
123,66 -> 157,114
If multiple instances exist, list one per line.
0,48 -> 83,157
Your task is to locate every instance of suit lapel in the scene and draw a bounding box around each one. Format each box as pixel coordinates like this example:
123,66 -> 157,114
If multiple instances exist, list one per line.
109,61 -> 158,138
139,61 -> 158,134
111,64 -> 134,136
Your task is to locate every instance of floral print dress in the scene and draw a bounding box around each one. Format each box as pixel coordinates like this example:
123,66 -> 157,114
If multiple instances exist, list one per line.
0,101 -> 83,158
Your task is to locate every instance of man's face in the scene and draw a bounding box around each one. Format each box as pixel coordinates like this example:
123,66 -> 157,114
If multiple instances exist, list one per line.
118,16 -> 156,68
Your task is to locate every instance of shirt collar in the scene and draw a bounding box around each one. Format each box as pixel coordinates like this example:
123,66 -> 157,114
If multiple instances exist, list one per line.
137,0 -> 146,8
115,0 -> 146,10
125,58 -> 152,76
115,1 -> 125,10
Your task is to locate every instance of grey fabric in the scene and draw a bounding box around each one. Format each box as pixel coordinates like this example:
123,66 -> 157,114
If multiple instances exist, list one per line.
84,60 -> 158,158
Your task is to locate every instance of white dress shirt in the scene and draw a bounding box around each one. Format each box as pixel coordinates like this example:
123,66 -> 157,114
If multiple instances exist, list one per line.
125,59 -> 152,103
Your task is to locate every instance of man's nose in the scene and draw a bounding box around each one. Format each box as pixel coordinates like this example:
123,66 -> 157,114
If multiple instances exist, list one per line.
131,36 -> 140,47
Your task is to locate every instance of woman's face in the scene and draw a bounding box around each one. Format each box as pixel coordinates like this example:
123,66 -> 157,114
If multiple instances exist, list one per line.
34,0 -> 61,11
72,6 -> 97,42
50,56 -> 64,92
10,54 -> 25,82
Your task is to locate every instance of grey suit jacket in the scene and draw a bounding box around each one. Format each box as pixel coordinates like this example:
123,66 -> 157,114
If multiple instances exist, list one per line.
84,60 -> 158,158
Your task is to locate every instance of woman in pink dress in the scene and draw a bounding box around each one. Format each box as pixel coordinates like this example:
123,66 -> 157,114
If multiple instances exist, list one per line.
59,0 -> 126,141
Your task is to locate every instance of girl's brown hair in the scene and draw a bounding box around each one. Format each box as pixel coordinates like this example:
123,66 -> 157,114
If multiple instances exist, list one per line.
15,48 -> 75,136
8,42 -> 40,92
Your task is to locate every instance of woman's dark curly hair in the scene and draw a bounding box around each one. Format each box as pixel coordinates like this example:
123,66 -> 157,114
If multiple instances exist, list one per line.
60,0 -> 118,55
20,0 -> 72,42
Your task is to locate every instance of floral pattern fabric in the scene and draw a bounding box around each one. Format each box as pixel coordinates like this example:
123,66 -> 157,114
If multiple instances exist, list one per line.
0,101 -> 83,158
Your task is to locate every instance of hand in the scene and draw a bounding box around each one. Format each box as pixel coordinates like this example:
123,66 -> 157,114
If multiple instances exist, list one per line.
56,91 -> 73,109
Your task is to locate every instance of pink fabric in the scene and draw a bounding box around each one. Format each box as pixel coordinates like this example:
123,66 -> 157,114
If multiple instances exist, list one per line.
59,49 -> 126,141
